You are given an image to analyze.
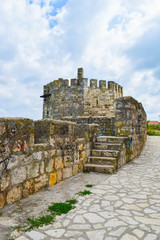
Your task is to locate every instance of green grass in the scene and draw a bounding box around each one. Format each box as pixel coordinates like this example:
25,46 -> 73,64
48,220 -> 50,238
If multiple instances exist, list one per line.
66,199 -> 78,205
14,198 -> 77,232
6,239 -> 15,240
147,124 -> 160,136
77,190 -> 92,196
25,214 -> 55,232
48,200 -> 76,215
0,212 -> 3,217
85,184 -> 93,188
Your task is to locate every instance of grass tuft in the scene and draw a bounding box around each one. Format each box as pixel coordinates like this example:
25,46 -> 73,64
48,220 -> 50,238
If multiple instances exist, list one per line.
25,214 -> 55,231
85,184 -> 93,188
65,199 -> 78,205
48,202 -> 75,215
0,212 -> 3,217
77,190 -> 92,196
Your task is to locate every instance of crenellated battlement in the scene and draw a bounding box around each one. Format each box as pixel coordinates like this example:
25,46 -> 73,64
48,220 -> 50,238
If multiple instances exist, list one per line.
44,73 -> 123,94
42,68 -> 124,119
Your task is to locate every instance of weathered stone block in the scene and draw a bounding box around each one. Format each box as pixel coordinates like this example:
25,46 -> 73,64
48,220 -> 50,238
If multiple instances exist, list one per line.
50,125 -> 54,135
40,161 -> 45,174
78,143 -> 83,151
64,156 -> 70,167
115,122 -> 123,127
0,175 -> 10,191
19,154 -> 32,166
50,149 -> 56,157
11,166 -> 27,185
32,151 -> 42,161
23,179 -> 34,198
35,174 -> 48,192
27,162 -> 39,179
7,155 -> 19,170
73,164 -> 79,175
43,151 -> 49,159
50,137 -> 55,146
45,158 -> 54,173
57,150 -> 62,156
63,167 -> 72,180
56,169 -> 62,183
56,137 -> 64,145
80,151 -> 86,161
0,193 -> 5,208
49,172 -> 56,187
78,162 -> 83,172
55,157 -> 63,170
7,186 -> 21,204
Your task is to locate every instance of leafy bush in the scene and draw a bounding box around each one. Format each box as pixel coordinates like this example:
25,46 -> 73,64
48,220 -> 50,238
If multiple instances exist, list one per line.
147,124 -> 160,136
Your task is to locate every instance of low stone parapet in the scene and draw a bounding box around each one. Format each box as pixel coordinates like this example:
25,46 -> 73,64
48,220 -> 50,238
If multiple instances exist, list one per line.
0,118 -> 99,208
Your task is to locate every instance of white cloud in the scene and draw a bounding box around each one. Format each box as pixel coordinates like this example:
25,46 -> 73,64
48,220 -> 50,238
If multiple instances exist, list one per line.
0,0 -> 160,120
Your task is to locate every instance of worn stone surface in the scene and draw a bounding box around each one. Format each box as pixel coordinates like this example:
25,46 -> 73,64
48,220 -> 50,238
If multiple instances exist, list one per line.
34,174 -> 48,192
45,158 -> 54,173
27,162 -> 40,179
0,175 -> 10,191
0,136 -> 159,240
55,157 -> 63,170
80,151 -> 86,161
6,186 -> 21,204
49,172 -> 57,187
11,166 -> 27,185
22,180 -> 34,198
56,169 -> 62,183
0,193 -> 5,208
63,167 -> 72,180
73,164 -> 79,175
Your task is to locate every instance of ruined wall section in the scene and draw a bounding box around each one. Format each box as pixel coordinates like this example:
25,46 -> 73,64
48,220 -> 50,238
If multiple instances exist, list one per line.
115,97 -> 147,159
0,118 -> 99,208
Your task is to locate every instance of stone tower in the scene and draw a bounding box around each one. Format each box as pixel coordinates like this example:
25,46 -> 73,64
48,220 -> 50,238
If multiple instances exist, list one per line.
41,68 -> 123,119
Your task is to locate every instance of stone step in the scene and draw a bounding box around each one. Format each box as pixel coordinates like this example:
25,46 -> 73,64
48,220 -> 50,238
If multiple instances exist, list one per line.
84,163 -> 116,174
97,136 -> 126,143
94,142 -> 121,150
88,156 -> 117,165
91,149 -> 119,158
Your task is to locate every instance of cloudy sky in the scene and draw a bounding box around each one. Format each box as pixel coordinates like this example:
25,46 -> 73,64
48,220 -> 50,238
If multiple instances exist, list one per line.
0,0 -> 160,120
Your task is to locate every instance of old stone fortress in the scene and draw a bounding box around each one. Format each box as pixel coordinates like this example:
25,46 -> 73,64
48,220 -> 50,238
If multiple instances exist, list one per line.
0,68 -> 147,208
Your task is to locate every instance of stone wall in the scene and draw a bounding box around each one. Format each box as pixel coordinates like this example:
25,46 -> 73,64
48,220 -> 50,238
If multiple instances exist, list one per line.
0,118 -> 99,208
115,97 -> 147,159
42,68 -> 123,119
62,116 -> 115,136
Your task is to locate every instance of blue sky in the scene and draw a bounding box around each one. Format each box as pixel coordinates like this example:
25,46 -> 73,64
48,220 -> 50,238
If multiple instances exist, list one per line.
0,0 -> 160,120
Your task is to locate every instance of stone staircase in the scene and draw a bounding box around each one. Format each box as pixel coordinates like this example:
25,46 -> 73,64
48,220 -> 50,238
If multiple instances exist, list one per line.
84,136 -> 127,174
